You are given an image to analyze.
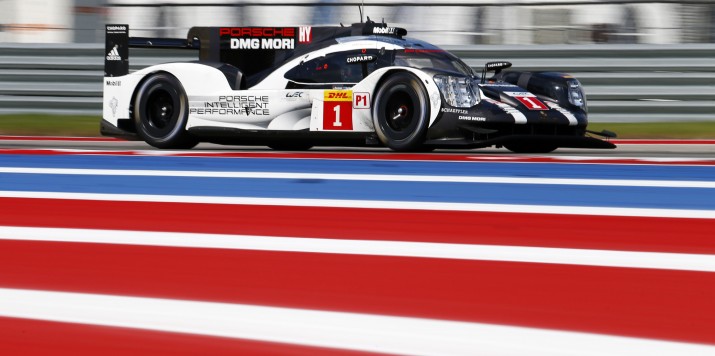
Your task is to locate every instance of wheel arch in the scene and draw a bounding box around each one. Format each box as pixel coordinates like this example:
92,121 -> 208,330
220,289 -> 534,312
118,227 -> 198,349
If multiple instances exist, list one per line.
126,62 -> 238,132
370,70 -> 432,151
359,67 -> 442,129
131,62 -> 234,96
132,70 -> 199,149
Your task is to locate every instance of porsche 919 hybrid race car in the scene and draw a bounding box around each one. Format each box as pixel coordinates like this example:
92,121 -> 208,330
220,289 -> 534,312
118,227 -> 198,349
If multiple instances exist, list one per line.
101,21 -> 616,152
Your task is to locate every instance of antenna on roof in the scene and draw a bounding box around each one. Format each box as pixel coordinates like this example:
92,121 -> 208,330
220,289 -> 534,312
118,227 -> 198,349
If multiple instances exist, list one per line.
359,0 -> 365,23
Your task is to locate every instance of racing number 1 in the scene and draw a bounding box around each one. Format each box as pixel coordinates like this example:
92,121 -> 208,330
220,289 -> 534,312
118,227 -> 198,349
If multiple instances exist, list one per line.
504,92 -> 549,111
323,90 -> 353,130
333,104 -> 341,126
521,97 -> 540,109
512,95 -> 549,110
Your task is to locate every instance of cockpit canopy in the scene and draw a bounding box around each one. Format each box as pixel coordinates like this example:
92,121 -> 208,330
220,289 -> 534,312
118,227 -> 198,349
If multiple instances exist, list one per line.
284,36 -> 475,87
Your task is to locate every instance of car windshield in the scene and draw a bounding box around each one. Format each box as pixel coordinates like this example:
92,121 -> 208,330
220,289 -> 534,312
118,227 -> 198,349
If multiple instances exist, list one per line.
337,36 -> 476,77
394,48 -> 475,77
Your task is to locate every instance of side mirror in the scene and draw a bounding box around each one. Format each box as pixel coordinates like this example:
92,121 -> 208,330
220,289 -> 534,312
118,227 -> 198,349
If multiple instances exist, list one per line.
485,61 -> 512,72
481,61 -> 512,83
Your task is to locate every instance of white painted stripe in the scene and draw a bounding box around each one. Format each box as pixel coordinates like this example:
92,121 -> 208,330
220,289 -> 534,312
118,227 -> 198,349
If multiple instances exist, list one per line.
4,148 -> 715,166
1,190 -> 714,219
485,98 -> 528,124
2,226 -> 714,272
546,155 -> 715,162
0,288 -> 712,356
1,167 -> 713,188
547,102 -> 579,126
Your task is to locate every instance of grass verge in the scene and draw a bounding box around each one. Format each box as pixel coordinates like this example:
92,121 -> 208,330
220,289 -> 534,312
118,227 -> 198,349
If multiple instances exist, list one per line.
0,115 -> 102,137
0,114 -> 714,139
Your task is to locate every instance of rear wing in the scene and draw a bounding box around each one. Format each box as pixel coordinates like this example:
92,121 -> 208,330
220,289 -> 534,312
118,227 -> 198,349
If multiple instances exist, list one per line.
104,24 -> 198,77
103,23 -> 319,79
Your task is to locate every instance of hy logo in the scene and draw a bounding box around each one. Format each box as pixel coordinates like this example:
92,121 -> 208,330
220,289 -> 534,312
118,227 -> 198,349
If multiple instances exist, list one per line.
298,26 -> 312,43
106,45 -> 121,61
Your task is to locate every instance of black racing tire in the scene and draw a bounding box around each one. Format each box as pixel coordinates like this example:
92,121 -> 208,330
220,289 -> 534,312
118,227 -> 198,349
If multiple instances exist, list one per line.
372,72 -> 430,152
504,142 -> 558,154
134,72 -> 198,149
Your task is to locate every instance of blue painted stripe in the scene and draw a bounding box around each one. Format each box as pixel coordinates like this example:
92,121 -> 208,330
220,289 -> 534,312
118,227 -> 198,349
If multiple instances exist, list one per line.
1,173 -> 713,210
0,155 -> 714,181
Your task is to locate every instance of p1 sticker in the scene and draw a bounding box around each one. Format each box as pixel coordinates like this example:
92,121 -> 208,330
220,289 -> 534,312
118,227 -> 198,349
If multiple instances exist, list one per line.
323,90 -> 353,130
504,92 -> 549,111
353,92 -> 370,109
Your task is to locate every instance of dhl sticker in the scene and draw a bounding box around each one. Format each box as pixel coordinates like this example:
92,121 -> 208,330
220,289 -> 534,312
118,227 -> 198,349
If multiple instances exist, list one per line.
324,90 -> 352,102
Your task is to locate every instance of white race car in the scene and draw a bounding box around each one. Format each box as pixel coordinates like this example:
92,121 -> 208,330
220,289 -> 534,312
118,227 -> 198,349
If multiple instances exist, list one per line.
102,21 -> 615,152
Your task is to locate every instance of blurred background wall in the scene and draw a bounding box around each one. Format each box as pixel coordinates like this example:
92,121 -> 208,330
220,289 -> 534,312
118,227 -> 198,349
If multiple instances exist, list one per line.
1,1 -> 713,121
1,0 -> 714,45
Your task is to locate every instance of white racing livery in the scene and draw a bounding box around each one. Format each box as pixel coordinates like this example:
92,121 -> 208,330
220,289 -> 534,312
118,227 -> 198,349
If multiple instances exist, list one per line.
102,21 -> 615,152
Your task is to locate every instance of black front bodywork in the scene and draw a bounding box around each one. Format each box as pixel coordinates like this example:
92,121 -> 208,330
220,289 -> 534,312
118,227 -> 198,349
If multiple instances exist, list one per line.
422,72 -> 615,149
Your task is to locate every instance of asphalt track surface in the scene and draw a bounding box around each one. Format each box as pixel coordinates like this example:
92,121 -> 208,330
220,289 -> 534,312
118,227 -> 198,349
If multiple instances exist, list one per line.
0,137 -> 714,355
1,136 -> 715,157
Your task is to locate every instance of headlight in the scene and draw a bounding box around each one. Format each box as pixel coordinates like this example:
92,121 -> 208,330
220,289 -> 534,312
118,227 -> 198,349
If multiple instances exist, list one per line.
433,75 -> 480,108
567,79 -> 586,108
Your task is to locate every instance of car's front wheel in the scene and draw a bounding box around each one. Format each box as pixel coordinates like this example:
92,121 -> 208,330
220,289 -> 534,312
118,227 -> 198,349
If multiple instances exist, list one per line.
134,72 -> 198,149
372,72 -> 430,151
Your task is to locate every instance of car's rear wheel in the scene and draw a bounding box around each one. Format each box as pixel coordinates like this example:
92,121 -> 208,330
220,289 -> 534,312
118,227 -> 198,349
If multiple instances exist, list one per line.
134,72 -> 198,149
504,142 -> 558,153
372,72 -> 430,151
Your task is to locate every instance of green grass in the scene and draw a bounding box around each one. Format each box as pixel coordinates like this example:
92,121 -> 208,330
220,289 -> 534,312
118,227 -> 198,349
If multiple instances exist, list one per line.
0,114 -> 714,139
0,114 -> 102,137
